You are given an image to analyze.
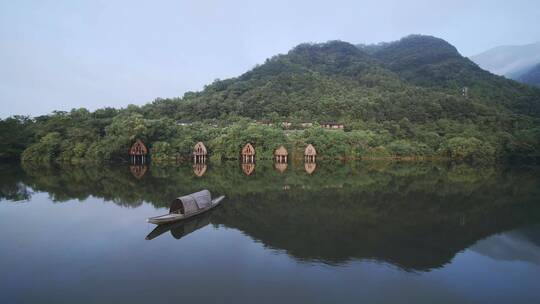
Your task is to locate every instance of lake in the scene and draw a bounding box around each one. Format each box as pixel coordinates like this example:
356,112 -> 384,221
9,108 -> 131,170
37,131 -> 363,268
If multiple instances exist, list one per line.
1,161 -> 540,303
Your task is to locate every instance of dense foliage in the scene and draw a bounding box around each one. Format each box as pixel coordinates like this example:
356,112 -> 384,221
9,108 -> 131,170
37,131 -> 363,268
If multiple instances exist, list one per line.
0,116 -> 35,160
1,35 -> 540,163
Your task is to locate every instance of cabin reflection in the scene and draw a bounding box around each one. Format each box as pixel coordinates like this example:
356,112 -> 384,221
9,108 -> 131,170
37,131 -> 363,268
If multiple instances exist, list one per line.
241,162 -> 256,176
304,144 -> 317,174
193,163 -> 207,177
130,165 -> 148,179
274,145 -> 288,173
304,162 -> 316,174
146,211 -> 212,240
275,162 -> 288,173
240,143 -> 256,175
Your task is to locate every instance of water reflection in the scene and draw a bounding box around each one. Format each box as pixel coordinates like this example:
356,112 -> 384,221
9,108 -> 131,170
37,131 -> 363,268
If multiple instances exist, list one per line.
3,161 -> 540,271
471,225 -> 540,265
241,162 -> 255,176
193,163 -> 207,177
130,165 -> 148,179
304,161 -> 316,174
0,164 -> 31,202
146,211 -> 213,240
274,162 -> 287,173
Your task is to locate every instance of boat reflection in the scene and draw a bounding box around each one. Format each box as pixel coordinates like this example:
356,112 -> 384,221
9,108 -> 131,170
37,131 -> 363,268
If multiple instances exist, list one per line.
146,210 -> 213,241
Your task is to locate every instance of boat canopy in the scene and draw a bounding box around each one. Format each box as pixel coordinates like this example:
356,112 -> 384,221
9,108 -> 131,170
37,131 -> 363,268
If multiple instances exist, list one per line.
169,189 -> 212,215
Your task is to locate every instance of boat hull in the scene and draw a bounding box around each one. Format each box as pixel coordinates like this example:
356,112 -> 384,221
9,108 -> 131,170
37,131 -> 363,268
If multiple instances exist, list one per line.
147,195 -> 225,225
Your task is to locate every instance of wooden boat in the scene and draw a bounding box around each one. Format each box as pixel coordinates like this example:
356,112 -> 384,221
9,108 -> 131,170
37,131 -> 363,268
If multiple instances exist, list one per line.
146,189 -> 225,225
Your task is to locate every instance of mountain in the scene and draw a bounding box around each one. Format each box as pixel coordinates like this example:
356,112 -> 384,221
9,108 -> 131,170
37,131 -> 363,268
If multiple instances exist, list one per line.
372,35 -> 463,76
6,35 -> 540,163
372,35 -> 484,89
168,35 -> 540,120
519,63 -> 540,87
169,41 -> 407,120
370,35 -> 540,116
470,42 -> 540,79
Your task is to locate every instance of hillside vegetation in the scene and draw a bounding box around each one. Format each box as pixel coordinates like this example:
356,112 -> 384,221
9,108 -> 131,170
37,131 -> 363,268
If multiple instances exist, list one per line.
1,35 -> 540,163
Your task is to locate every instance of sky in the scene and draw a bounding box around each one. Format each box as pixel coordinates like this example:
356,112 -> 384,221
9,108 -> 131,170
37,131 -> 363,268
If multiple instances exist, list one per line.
1,0 -> 539,118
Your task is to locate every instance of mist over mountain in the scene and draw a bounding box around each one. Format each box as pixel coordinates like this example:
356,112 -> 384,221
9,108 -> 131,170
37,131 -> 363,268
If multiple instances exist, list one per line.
519,63 -> 540,87
470,42 -> 540,79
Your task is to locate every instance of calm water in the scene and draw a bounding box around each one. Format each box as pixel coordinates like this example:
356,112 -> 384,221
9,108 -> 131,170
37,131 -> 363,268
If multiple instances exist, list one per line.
1,161 -> 540,303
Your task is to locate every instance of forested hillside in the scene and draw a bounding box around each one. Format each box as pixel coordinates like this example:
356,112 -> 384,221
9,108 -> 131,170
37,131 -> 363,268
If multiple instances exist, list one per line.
1,35 -> 539,163
372,35 -> 540,116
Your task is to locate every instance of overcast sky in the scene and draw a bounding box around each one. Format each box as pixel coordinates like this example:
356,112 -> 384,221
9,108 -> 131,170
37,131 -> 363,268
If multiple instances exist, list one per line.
1,0 -> 539,118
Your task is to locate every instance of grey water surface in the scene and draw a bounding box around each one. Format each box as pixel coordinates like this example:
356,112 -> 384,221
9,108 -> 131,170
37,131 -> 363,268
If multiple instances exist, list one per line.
1,162 -> 539,304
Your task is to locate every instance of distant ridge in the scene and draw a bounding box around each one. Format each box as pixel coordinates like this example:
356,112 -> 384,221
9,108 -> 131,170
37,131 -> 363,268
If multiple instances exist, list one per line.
519,63 -> 540,87
470,42 -> 540,79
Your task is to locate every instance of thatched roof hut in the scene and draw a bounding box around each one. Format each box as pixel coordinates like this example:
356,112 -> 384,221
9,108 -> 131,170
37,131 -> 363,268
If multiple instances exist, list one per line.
305,144 -> 317,156
274,146 -> 288,156
193,142 -> 207,163
274,145 -> 288,163
193,142 -> 207,156
305,144 -> 317,162
242,143 -> 255,156
129,139 -> 148,155
241,143 -> 256,163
